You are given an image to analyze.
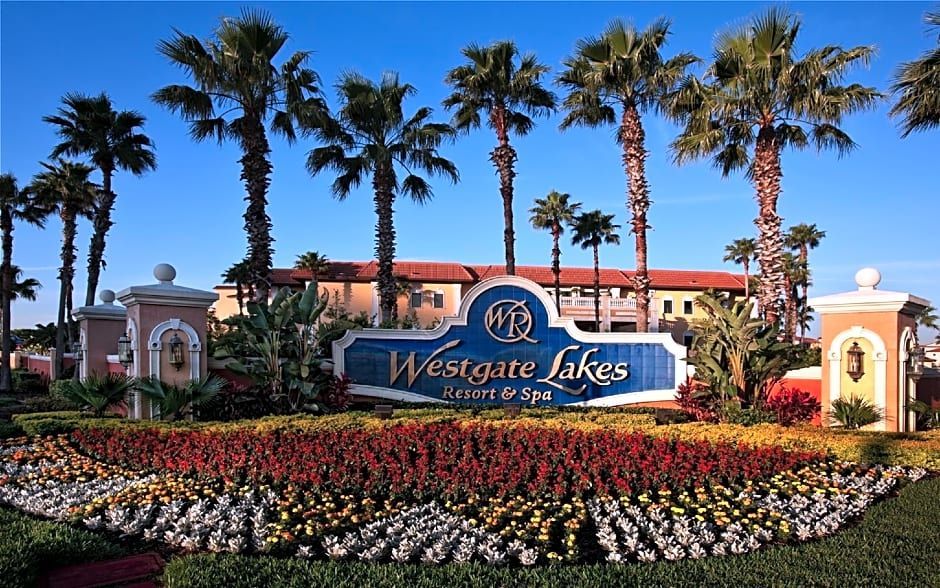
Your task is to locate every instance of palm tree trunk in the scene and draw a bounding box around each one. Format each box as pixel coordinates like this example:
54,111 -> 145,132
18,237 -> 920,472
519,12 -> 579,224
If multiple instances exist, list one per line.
84,169 -> 113,306
799,282 -> 808,342
743,259 -> 750,299
373,164 -> 397,324
0,209 -> 13,392
235,282 -> 245,316
56,209 -> 78,379
490,108 -> 517,275
593,244 -> 600,332
239,118 -> 274,303
551,222 -> 561,315
752,125 -> 785,326
621,105 -> 651,333
783,273 -> 796,343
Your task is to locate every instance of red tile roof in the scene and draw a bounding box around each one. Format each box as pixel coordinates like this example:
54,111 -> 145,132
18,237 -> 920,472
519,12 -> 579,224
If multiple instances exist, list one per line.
267,260 -> 746,291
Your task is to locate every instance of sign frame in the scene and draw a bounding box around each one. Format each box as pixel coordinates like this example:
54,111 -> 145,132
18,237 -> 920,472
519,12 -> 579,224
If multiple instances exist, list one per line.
332,276 -> 688,406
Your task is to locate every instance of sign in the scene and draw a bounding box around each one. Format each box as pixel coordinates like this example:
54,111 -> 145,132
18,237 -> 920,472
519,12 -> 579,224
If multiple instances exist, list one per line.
333,277 -> 687,406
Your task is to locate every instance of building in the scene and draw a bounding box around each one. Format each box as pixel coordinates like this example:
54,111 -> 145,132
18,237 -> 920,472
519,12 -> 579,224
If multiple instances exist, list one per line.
212,260 -> 747,344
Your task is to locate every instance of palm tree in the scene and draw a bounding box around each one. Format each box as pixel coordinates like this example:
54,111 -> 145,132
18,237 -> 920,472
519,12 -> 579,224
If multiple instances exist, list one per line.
781,252 -> 807,343
786,223 -> 825,341
9,266 -> 41,302
0,173 -> 47,392
722,237 -> 757,299
443,41 -> 556,275
669,8 -> 880,325
26,160 -> 99,378
294,251 -> 330,283
570,210 -> 621,332
44,93 -> 156,306
221,259 -> 253,316
559,19 -> 697,333
305,72 -> 459,323
890,10 -> 940,136
529,190 -> 582,314
918,304 -> 939,332
153,9 -> 326,302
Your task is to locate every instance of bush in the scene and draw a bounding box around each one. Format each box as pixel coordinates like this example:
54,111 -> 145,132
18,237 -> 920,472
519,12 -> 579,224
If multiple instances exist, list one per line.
11,370 -> 48,396
0,421 -> 24,439
718,405 -> 777,426
197,383 -> 281,421
766,386 -> 820,425
829,395 -> 883,429
58,373 -> 134,417
20,395 -> 79,413
12,411 -> 88,436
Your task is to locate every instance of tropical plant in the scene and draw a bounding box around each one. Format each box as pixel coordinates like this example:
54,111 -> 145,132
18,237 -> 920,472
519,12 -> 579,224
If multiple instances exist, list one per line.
569,210 -> 621,332
153,8 -> 326,301
559,18 -> 697,332
909,397 -> 940,430
44,92 -> 156,306
916,304 -> 939,333
59,372 -> 135,417
890,9 -> 940,136
135,375 -> 225,421
221,259 -> 253,316
829,395 -> 883,429
26,160 -> 99,377
443,41 -> 556,275
780,253 -> 803,343
687,292 -> 792,409
305,72 -> 459,323
8,266 -> 41,303
0,173 -> 47,393
785,223 -> 825,340
294,251 -> 330,282
765,386 -> 821,426
218,280 -> 329,412
722,238 -> 757,299
529,190 -> 582,314
669,8 -> 880,325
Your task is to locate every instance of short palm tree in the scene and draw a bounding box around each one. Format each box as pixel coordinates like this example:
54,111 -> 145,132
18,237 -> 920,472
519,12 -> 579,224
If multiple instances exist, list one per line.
135,375 -> 224,421
786,223 -> 825,340
918,304 -> 939,332
294,251 -> 330,283
0,174 -> 47,391
890,10 -> 940,136
154,8 -> 326,301
570,210 -> 621,332
27,160 -> 99,377
305,72 -> 459,323
781,252 -> 807,343
44,92 -> 156,306
443,41 -> 556,275
722,237 -> 757,299
669,8 -> 880,325
60,373 -> 135,417
221,259 -> 253,316
559,18 -> 697,333
529,190 -> 582,314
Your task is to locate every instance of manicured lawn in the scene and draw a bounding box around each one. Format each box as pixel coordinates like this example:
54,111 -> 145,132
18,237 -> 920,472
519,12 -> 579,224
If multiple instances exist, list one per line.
161,476 -> 940,587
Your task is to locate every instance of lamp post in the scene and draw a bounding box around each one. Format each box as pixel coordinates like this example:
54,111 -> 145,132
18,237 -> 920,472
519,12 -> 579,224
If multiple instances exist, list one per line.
118,333 -> 133,371
168,332 -> 185,371
845,341 -> 865,382
71,341 -> 83,381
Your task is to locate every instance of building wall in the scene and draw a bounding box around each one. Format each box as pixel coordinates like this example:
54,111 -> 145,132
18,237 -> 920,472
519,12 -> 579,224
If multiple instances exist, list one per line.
395,282 -> 463,327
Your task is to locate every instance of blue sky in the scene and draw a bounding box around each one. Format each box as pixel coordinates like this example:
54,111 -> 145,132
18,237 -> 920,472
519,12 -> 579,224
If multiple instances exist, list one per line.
1,1 -> 937,337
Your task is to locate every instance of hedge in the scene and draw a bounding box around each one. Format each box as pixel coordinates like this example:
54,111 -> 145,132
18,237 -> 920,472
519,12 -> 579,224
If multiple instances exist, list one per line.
161,476 -> 940,587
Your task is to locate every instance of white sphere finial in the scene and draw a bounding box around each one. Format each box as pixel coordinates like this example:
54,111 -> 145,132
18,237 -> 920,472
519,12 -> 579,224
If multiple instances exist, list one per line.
855,267 -> 881,290
154,263 -> 176,284
99,289 -> 116,304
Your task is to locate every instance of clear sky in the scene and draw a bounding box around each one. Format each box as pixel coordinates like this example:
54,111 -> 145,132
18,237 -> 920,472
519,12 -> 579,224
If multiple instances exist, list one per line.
1,1 -> 937,337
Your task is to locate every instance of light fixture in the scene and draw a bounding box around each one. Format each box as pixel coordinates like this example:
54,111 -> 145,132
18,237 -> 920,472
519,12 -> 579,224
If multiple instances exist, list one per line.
71,341 -> 83,362
845,341 -> 865,382
168,332 -> 185,371
374,404 -> 393,419
118,333 -> 133,369
909,346 -> 925,378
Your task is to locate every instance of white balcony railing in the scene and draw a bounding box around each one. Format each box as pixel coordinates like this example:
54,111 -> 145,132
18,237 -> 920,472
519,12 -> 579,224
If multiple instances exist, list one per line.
559,296 -> 637,310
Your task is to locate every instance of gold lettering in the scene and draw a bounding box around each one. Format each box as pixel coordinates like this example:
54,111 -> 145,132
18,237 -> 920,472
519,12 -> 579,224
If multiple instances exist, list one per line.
426,360 -> 444,378
389,340 -> 462,388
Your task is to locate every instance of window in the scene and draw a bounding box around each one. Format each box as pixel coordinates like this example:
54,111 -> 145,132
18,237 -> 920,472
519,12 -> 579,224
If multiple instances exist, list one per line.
433,292 -> 444,309
683,299 -> 694,315
410,292 -> 422,308
662,298 -> 673,314
683,332 -> 694,347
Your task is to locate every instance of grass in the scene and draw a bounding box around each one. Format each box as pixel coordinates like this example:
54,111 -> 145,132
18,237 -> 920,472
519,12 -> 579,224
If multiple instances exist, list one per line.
0,508 -> 126,588
161,477 -> 940,588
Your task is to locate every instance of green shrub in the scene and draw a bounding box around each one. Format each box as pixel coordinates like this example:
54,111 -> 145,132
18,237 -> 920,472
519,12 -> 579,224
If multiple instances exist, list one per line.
58,373 -> 134,417
20,395 -> 79,413
12,411 -> 88,436
829,395 -> 883,429
0,508 -> 125,587
11,370 -> 48,396
719,405 -> 778,426
0,421 -> 24,439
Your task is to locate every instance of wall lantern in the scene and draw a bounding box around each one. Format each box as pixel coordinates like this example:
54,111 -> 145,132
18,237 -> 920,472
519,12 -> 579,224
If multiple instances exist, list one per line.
118,333 -> 133,368
71,341 -> 83,362
168,332 -> 185,371
846,341 -> 865,382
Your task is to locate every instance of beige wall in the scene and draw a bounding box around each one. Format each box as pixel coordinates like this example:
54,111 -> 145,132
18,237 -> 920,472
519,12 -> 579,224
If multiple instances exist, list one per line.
395,282 -> 462,327
212,286 -> 242,320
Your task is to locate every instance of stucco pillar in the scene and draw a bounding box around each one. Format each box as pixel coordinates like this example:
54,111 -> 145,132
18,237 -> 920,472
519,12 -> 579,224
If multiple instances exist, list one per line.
810,268 -> 929,432
71,290 -> 127,379
601,291 -> 612,333
116,263 -> 218,420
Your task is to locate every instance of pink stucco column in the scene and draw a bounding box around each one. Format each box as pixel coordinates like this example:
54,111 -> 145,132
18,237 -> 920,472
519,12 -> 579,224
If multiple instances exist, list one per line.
72,289 -> 127,379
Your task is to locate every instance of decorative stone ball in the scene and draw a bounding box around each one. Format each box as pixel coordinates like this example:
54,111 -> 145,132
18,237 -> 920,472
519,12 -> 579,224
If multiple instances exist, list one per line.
154,263 -> 177,284
99,289 -> 116,304
855,267 -> 881,289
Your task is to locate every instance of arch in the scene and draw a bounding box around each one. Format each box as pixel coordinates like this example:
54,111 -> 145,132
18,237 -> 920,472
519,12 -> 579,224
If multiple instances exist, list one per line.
827,326 -> 888,431
147,318 -> 201,383
899,327 -> 917,432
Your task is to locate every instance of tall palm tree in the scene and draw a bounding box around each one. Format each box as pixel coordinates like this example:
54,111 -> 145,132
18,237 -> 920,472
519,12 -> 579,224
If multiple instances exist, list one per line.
153,8 -> 326,302
570,210 -> 621,332
44,93 -> 156,306
9,266 -> 41,302
786,222 -> 825,340
294,251 -> 330,283
559,18 -> 697,333
529,190 -> 582,314
722,237 -> 757,299
26,160 -> 99,378
305,72 -> 459,323
443,41 -> 556,275
0,174 -> 47,392
221,259 -> 253,316
669,8 -> 880,325
780,252 -> 807,343
890,10 -> 940,137
918,304 -> 939,332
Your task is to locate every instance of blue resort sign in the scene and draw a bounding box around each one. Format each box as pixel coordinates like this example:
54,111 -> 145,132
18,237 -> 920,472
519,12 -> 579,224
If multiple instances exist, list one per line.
333,277 -> 687,406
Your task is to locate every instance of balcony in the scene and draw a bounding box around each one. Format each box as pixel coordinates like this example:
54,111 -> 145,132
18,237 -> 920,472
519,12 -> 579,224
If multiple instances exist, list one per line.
558,295 -> 644,322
